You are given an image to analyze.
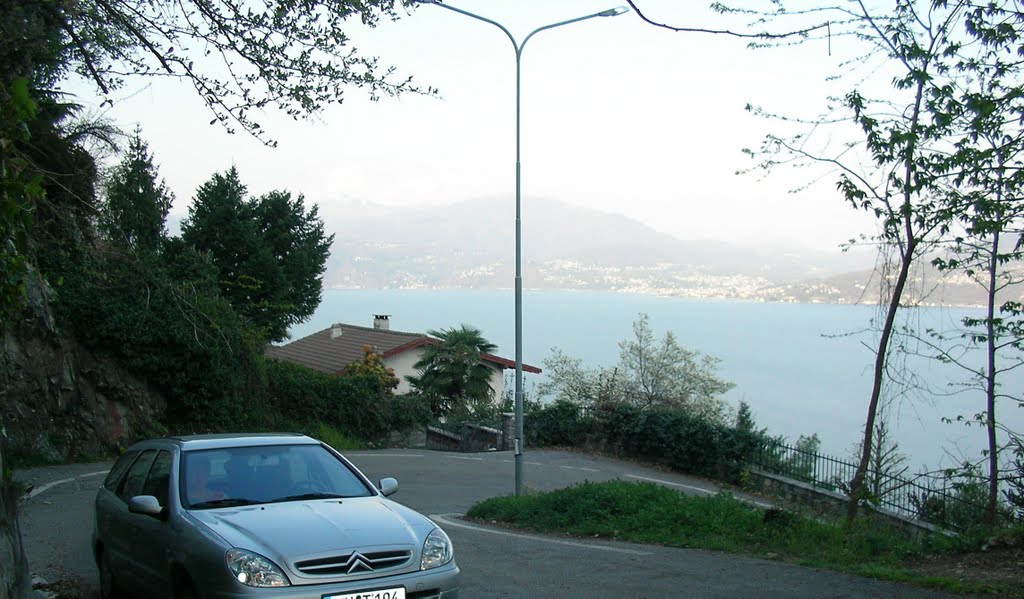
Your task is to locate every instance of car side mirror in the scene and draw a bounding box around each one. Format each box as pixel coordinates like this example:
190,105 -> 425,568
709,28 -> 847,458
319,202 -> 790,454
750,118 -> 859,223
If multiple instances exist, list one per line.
128,495 -> 166,520
378,477 -> 398,497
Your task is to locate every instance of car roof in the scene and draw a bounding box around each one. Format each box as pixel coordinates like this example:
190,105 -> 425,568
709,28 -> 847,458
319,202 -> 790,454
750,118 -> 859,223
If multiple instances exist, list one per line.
128,433 -> 320,453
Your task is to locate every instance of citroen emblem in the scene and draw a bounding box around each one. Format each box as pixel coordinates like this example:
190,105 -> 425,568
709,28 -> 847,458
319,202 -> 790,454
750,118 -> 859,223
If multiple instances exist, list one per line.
346,552 -> 373,574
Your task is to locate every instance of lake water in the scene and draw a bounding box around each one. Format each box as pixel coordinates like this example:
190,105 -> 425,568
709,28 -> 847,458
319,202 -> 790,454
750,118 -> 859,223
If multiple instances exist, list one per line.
289,289 -> 1024,473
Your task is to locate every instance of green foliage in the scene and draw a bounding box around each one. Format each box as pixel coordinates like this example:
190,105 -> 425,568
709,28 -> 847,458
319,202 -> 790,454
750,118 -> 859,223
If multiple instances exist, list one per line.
784,434 -> 822,483
99,128 -> 173,253
47,0 -> 432,143
340,346 -> 400,393
539,314 -> 733,423
0,0 -> 66,318
0,76 -> 38,319
181,168 -> 332,343
912,464 -> 1014,531
468,480 -> 1007,596
469,481 -> 878,562
252,189 -> 333,338
2,62 -> 112,318
601,404 -> 761,482
309,422 -> 364,452
406,325 -> 499,419
262,355 -> 429,444
526,401 -> 763,484
735,400 -> 756,434
55,243 -> 266,431
1,0 -> 424,448
728,0 -> 1024,529
525,400 -> 594,447
1006,439 -> 1024,521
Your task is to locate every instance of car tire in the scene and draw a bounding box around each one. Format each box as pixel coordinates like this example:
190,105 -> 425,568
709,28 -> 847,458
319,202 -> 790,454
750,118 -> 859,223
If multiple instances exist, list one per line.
176,580 -> 199,599
97,550 -> 122,599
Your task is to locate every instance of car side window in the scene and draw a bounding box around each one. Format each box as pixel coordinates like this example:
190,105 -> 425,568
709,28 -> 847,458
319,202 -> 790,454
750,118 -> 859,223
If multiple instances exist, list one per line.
118,449 -> 157,502
104,450 -> 139,492
141,450 -> 172,506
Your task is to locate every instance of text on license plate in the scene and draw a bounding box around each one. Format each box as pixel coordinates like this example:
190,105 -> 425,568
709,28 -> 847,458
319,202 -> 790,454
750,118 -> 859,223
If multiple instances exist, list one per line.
324,588 -> 405,599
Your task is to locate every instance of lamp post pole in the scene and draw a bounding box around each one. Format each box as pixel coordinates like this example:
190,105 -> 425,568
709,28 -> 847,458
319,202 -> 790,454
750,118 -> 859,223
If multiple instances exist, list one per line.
418,1 -> 628,495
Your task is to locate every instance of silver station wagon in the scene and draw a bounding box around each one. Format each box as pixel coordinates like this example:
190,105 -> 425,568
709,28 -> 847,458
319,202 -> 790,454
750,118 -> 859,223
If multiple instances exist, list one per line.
93,433 -> 460,599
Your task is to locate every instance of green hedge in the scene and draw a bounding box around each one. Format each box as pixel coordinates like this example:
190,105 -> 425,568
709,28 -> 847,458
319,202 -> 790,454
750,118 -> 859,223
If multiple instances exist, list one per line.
526,400 -> 595,447
51,243 -> 430,444
261,358 -> 431,444
527,402 -> 762,483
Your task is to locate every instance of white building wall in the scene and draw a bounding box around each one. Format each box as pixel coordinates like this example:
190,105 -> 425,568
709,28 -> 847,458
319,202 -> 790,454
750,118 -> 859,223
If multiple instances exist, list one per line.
489,365 -> 506,404
384,349 -> 507,404
383,348 -> 426,395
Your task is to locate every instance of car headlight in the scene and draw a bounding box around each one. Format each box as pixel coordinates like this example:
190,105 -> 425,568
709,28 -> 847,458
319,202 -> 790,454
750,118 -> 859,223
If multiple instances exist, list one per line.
225,548 -> 290,587
420,527 -> 453,570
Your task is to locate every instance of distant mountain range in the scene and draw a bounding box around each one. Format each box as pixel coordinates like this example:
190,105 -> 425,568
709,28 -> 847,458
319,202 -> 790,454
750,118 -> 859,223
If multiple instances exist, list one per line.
315,197 -> 1016,306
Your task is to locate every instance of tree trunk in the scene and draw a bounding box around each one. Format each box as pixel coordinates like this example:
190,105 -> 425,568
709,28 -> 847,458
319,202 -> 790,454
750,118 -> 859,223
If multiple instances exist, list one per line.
845,237 -> 918,527
984,227 -> 1000,527
844,56 -> 929,530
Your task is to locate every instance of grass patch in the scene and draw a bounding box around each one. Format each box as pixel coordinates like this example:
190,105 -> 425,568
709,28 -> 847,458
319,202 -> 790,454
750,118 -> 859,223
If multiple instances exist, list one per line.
308,422 -> 365,451
467,480 -> 1016,596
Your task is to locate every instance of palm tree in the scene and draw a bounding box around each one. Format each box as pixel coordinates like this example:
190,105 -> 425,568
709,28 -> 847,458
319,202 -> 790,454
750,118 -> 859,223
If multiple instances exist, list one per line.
407,325 -> 498,418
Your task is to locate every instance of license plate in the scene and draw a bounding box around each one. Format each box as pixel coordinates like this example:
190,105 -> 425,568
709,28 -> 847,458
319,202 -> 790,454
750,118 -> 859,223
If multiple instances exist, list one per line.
324,588 -> 405,599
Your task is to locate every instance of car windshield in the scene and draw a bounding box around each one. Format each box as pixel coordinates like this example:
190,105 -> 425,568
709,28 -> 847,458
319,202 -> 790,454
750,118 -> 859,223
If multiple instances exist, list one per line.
181,444 -> 373,509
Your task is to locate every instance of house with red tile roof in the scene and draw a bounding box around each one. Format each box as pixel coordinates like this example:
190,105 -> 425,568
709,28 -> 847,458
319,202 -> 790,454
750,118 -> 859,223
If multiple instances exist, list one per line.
266,315 -> 541,399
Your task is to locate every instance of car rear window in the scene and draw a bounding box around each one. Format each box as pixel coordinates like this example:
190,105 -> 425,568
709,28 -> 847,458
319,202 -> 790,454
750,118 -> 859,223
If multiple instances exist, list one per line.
141,450 -> 172,506
104,450 -> 139,491
118,450 -> 157,501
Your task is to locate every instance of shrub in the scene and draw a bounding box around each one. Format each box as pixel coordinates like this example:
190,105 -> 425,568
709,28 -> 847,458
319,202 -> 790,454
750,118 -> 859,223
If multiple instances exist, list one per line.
525,401 -> 762,484
309,422 -> 364,451
262,356 -> 430,444
526,400 -> 593,447
54,244 -> 268,432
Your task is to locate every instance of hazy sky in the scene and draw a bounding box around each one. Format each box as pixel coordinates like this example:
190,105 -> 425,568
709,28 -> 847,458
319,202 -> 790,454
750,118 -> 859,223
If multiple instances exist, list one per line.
68,0 -> 881,251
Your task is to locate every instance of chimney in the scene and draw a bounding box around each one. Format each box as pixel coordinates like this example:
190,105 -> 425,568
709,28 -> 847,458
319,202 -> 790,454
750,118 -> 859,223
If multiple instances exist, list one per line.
373,314 -> 390,331
330,323 -> 344,339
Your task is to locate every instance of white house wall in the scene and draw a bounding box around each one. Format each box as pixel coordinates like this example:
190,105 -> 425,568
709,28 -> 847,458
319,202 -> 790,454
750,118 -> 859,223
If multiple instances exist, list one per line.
384,349 -> 507,404
489,366 -> 505,404
383,349 -> 425,395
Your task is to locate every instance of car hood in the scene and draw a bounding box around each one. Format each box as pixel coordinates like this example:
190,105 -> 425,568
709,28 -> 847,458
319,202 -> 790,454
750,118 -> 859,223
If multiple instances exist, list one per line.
190,497 -> 432,562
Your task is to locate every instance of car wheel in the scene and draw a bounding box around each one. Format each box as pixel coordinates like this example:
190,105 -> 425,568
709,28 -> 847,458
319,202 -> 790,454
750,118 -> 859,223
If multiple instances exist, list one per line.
98,550 -> 121,599
175,579 -> 198,599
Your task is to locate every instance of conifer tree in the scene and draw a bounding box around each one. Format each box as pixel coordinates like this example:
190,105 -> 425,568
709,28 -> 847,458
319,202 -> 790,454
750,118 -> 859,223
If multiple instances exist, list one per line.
100,129 -> 173,252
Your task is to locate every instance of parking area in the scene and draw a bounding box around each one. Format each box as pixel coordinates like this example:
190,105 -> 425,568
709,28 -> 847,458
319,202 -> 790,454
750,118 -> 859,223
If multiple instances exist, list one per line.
16,449 -> 960,598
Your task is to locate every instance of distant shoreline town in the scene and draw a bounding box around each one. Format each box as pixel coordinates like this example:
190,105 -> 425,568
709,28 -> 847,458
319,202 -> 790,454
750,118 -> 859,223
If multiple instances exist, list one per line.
327,265 -> 995,309
321,197 -> 1015,310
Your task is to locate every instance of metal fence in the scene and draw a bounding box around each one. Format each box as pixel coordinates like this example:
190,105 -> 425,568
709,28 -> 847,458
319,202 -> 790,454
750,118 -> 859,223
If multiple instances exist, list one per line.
751,439 -> 988,531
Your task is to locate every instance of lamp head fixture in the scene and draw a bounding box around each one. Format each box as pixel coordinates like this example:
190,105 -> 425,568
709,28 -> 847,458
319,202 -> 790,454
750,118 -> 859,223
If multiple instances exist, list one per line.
598,6 -> 630,17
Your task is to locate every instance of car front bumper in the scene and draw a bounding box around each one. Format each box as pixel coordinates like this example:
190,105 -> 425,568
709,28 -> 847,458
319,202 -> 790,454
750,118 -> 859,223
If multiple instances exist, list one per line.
208,561 -> 460,599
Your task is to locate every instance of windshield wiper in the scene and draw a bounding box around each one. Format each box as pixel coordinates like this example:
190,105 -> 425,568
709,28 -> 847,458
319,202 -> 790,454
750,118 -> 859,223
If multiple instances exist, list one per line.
268,492 -> 351,503
189,497 -> 262,509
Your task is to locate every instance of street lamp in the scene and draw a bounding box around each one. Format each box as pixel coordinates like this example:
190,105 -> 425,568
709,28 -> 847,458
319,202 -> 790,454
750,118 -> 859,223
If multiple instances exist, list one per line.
416,1 -> 629,495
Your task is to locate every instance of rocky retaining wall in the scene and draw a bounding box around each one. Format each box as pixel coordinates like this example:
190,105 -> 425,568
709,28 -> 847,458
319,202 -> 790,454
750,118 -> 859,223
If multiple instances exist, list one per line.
1,272 -> 166,464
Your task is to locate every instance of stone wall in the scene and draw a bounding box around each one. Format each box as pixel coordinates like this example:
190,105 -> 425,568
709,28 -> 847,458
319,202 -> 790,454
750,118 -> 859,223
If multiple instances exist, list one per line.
0,273 -> 171,598
1,272 -> 167,464
426,426 -> 460,451
459,423 -> 500,452
423,423 -> 510,453
748,469 -> 942,539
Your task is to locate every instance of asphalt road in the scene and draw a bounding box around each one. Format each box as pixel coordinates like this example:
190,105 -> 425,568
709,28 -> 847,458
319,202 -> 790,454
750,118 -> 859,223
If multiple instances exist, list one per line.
15,448 -> 966,598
